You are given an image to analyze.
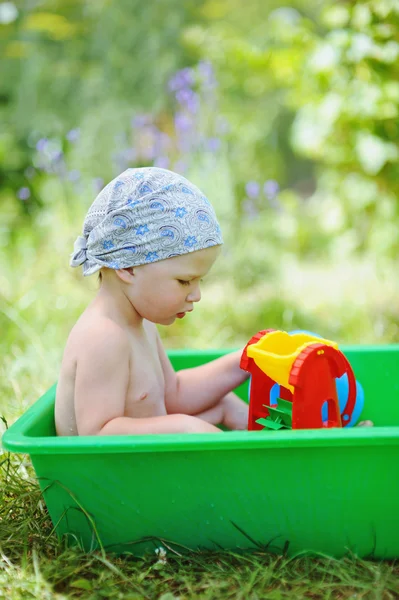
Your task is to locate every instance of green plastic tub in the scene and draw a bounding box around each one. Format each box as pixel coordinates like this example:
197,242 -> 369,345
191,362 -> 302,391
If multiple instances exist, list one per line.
2,346 -> 399,558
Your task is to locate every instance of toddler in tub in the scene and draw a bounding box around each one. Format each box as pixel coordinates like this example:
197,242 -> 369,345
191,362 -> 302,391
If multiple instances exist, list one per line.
55,167 -> 249,436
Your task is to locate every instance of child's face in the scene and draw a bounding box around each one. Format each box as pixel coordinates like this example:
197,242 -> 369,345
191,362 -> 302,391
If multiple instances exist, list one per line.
128,245 -> 222,325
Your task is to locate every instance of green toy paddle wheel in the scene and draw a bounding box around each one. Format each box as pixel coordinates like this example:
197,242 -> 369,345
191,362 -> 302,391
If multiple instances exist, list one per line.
256,398 -> 293,430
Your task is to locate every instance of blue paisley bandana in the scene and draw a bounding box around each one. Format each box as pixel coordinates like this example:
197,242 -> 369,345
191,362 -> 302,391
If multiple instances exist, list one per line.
70,167 -> 223,276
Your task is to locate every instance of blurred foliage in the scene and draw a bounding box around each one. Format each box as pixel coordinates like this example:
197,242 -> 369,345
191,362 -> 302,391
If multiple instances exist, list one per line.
1,0 -> 398,255
290,0 -> 399,257
184,0 -> 399,257
0,0 -> 202,219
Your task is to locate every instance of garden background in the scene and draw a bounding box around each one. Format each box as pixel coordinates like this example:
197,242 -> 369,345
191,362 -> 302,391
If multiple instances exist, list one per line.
1,0 -> 399,597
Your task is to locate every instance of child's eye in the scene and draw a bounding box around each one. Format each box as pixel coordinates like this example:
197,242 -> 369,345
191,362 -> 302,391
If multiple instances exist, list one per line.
178,279 -> 190,286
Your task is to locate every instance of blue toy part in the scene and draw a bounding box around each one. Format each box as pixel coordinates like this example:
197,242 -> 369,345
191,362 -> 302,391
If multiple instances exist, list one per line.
270,383 -> 279,406
330,373 -> 365,428
247,330 -> 364,427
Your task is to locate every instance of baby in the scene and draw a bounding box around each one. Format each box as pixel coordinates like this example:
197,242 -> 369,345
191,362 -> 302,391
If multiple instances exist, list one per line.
55,167 -> 250,436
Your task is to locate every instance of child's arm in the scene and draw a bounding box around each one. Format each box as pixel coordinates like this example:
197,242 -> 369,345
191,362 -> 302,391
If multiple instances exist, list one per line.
74,324 -> 220,435
157,333 -> 248,415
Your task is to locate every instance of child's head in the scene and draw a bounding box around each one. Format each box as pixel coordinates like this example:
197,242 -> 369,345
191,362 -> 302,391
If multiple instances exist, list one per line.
70,167 -> 223,324
106,243 -> 221,325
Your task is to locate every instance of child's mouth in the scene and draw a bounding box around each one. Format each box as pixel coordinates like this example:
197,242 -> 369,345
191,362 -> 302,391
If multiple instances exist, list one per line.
176,312 -> 186,318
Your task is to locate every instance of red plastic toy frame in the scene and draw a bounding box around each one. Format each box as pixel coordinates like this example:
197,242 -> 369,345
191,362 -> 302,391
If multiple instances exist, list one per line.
240,329 -> 357,430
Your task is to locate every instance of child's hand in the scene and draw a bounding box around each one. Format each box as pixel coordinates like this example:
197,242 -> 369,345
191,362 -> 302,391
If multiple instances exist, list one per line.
220,392 -> 248,430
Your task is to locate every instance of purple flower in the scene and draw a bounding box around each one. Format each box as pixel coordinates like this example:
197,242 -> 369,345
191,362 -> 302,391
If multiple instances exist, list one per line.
66,128 -> 80,143
245,181 -> 260,198
206,137 -> 221,153
174,112 -> 193,133
176,88 -> 192,105
264,180 -> 280,199
36,138 -> 48,152
168,67 -> 195,92
176,89 -> 200,113
17,187 -> 30,200
103,240 -> 114,250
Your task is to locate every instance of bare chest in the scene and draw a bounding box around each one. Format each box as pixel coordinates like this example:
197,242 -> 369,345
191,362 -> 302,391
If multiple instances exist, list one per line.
125,327 -> 167,418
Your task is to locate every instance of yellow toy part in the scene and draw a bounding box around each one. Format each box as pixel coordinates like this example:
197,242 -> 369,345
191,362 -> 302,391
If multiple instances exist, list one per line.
246,330 -> 339,392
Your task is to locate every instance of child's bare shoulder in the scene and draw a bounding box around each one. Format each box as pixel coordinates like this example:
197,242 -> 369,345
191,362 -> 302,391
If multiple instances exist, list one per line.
66,310 -> 130,364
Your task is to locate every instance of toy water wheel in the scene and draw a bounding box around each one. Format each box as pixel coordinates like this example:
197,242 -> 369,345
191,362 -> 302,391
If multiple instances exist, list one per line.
241,330 -> 358,430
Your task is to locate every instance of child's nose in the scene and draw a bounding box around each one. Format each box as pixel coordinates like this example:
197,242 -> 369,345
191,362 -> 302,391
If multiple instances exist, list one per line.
186,285 -> 201,303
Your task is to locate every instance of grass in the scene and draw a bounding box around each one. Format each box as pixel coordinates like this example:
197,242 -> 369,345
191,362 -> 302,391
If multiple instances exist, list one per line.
1,454 -> 399,600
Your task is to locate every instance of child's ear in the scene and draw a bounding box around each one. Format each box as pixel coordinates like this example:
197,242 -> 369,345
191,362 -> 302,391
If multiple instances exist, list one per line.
115,267 -> 134,284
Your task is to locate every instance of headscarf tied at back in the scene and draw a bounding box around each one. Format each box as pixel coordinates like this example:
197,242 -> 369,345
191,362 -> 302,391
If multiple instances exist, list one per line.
70,167 -> 223,276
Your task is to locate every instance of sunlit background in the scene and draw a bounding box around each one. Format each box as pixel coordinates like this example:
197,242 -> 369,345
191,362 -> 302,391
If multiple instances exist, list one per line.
1,0 -> 398,421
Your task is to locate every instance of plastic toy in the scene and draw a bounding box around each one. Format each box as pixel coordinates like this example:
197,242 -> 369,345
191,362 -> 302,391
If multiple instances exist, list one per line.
241,329 -> 364,430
